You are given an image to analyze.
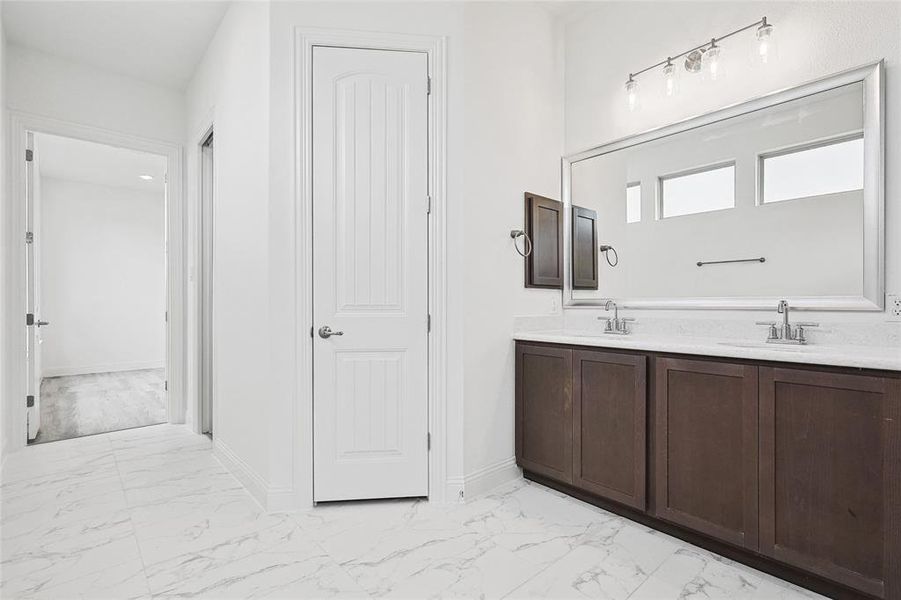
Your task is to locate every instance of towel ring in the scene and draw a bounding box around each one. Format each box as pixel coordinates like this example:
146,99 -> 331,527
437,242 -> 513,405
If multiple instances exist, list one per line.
599,244 -> 619,267
510,230 -> 532,258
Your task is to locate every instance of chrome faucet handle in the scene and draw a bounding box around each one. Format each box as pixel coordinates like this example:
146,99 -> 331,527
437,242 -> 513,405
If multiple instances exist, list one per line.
795,322 -> 819,327
755,321 -> 780,340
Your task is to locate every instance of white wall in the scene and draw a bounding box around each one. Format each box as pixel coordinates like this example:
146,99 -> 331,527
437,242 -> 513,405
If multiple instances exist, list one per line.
460,3 -> 564,495
39,177 -> 165,377
185,1 -> 271,497
6,45 -> 184,143
563,1 -> 901,329
1,10 -> 9,459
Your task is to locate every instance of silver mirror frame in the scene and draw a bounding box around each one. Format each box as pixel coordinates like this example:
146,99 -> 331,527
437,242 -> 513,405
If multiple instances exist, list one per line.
561,61 -> 884,311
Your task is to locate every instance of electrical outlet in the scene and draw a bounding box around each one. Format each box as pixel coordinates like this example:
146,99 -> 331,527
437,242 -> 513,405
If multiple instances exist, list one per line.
887,294 -> 901,321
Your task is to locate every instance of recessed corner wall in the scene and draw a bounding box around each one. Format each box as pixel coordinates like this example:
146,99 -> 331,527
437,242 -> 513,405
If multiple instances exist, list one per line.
184,0 -> 272,500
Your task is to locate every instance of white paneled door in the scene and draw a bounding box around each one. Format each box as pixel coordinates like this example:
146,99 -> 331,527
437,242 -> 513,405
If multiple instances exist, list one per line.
312,46 -> 430,502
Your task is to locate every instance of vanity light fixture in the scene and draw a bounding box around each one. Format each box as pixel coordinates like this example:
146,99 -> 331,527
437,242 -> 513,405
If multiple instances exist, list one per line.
663,58 -> 678,97
755,17 -> 776,65
624,16 -> 774,109
625,75 -> 639,112
702,39 -> 725,81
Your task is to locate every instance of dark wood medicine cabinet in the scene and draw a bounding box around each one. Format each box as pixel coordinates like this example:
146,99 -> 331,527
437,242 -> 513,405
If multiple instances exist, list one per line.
521,193 -> 599,291
523,192 -> 563,289
515,341 -> 901,600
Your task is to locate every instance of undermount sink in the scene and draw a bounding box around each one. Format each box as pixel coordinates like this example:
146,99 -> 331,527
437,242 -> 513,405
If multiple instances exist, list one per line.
717,341 -> 810,352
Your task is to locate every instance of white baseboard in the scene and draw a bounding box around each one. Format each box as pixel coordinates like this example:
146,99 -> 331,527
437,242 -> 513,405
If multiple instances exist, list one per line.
213,438 -> 268,509
42,360 -> 165,378
439,476 -> 465,505
464,457 -> 521,499
267,487 -> 302,513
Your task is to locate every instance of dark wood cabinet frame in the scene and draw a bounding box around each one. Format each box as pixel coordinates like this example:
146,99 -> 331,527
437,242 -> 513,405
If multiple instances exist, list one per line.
571,206 -> 598,290
572,349 -> 646,510
759,367 -> 901,599
523,192 -> 563,289
515,343 -> 573,484
655,358 -> 759,550
515,340 -> 901,600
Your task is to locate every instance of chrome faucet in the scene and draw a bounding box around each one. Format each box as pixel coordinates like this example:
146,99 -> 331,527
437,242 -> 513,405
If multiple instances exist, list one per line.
599,300 -> 635,335
756,300 -> 819,345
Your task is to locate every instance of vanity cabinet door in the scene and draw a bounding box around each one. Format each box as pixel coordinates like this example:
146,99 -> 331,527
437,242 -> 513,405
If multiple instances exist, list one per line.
573,349 -> 646,510
759,367 -> 901,599
515,343 -> 573,484
524,192 -> 563,289
654,357 -> 759,550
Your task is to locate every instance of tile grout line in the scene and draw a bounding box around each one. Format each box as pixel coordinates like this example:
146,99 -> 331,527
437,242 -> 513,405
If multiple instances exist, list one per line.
109,436 -> 155,596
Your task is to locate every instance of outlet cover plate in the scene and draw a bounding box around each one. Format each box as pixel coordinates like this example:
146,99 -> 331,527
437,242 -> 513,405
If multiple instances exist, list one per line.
887,294 -> 901,321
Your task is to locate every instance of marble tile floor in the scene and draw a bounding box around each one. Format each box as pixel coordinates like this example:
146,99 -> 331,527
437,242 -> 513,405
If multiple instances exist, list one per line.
32,369 -> 167,444
1,424 -> 826,599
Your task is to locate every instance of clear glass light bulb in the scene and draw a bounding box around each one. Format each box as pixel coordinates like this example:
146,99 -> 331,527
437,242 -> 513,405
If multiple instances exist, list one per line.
755,20 -> 776,65
703,42 -> 725,81
663,61 -> 678,97
625,77 -> 639,112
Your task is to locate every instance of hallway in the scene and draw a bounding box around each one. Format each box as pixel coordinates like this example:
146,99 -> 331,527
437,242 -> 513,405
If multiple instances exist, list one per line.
1,425 -> 821,599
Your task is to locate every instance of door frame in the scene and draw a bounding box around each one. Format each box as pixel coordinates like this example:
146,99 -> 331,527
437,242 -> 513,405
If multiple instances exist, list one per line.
5,111 -> 186,451
195,124 -> 215,437
295,29 -> 450,504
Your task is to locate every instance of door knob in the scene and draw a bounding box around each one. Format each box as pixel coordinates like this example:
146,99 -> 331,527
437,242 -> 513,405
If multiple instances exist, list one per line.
35,320 -> 50,327
318,326 -> 343,339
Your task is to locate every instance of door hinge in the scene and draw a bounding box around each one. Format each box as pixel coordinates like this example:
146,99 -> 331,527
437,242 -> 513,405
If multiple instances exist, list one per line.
164,380 -> 168,391
427,76 -> 431,95
427,314 -> 431,332
310,326 -> 314,338
427,196 -> 432,214
427,432 -> 431,450
26,313 -> 34,326
25,149 -> 33,162
165,310 -> 168,323
26,395 -> 34,408
25,231 -> 34,244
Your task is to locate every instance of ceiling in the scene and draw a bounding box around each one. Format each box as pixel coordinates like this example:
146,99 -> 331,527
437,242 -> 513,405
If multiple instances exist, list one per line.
1,1 -> 230,89
35,133 -> 168,193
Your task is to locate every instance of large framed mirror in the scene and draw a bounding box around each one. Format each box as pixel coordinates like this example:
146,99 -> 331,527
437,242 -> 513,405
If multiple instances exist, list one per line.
562,62 -> 884,310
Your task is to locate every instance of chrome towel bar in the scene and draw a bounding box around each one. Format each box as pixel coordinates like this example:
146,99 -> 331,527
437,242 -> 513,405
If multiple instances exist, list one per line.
697,257 -> 766,267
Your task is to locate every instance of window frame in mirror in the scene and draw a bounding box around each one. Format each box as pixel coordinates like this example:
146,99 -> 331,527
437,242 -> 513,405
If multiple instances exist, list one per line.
561,61 -> 884,311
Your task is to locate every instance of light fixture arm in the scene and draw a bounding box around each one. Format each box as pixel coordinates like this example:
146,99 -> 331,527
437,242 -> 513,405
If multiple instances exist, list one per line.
625,17 -> 769,82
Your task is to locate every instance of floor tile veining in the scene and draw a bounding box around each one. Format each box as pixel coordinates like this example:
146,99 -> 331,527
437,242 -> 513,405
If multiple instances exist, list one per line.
33,369 -> 167,444
0,425 -> 823,599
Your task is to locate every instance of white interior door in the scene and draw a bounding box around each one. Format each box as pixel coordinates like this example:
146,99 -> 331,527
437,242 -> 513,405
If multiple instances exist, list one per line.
312,46 -> 430,502
25,132 -> 44,440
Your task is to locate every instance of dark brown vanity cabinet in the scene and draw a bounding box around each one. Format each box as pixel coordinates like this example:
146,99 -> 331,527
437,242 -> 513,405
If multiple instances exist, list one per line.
654,358 -> 759,550
515,344 -> 573,484
515,340 -> 900,599
759,367 -> 901,598
573,349 -> 646,510
515,344 -> 646,506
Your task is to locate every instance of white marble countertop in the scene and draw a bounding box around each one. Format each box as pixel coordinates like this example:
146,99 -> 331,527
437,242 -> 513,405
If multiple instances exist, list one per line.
513,330 -> 901,372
